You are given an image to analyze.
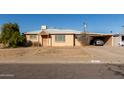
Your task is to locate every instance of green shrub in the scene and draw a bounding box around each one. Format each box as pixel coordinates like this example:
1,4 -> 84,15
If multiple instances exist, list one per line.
0,23 -> 26,48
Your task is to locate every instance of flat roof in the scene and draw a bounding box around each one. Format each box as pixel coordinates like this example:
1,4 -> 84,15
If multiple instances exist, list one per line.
24,29 -> 112,36
24,29 -> 81,34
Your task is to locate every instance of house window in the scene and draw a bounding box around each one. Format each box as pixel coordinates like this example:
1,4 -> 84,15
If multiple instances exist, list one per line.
30,35 -> 37,39
55,35 -> 65,42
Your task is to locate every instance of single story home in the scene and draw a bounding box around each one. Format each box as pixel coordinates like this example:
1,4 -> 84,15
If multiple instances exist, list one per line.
24,25 -> 113,47
24,26 -> 82,47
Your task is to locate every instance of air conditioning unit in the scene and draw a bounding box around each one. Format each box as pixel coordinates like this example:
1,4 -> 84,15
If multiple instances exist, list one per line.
41,25 -> 47,30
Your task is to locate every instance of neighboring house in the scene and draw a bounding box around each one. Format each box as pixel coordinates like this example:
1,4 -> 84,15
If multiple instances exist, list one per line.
24,25 -> 113,47
113,33 -> 124,46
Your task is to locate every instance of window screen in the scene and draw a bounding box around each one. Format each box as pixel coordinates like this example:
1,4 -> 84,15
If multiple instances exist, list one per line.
30,35 -> 37,39
55,35 -> 65,42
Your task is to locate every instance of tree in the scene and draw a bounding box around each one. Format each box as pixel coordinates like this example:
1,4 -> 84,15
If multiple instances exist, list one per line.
18,33 -> 26,46
0,23 -> 25,48
77,32 -> 89,46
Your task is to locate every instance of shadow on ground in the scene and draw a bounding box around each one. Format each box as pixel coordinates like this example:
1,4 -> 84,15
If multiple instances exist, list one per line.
0,63 -> 124,79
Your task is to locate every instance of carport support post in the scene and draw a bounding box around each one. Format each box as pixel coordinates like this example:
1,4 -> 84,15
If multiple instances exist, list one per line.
86,33 -> 89,45
112,36 -> 113,47
47,35 -> 49,46
87,34 -> 89,45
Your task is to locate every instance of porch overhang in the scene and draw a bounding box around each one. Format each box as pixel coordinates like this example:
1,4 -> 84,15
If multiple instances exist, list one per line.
40,30 -> 49,35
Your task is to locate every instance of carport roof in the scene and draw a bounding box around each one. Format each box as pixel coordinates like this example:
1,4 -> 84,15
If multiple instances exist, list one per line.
89,33 -> 112,36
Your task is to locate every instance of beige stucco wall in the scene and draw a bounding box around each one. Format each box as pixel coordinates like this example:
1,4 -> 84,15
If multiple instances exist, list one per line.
25,34 -> 114,47
48,38 -> 51,46
75,39 -> 82,46
25,34 -> 42,45
44,37 -> 51,46
104,36 -> 112,46
26,35 -> 38,41
113,36 -> 120,46
51,34 -> 74,46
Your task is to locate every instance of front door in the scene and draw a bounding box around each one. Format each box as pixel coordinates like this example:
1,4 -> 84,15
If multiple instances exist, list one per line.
42,35 -> 48,46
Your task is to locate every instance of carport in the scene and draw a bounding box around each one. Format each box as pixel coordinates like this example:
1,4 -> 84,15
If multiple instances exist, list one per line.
89,34 -> 112,46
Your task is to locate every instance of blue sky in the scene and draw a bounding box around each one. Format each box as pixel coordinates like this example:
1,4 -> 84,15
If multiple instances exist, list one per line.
0,14 -> 124,33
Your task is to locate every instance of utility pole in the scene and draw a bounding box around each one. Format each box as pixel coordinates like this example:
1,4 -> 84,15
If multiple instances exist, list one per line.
83,17 -> 89,45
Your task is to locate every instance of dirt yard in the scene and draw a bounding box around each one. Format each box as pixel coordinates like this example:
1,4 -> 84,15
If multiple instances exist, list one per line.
0,46 -> 124,79
0,46 -> 124,63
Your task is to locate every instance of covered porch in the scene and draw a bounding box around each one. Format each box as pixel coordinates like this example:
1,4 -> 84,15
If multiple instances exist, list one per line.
39,31 -> 51,47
